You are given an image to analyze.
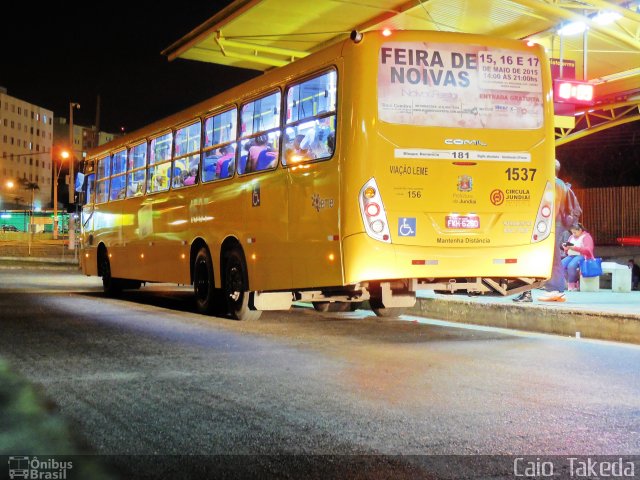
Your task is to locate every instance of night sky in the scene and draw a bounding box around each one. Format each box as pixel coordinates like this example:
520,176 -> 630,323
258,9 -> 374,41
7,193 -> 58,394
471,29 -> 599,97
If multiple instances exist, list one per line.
1,1 -> 637,187
0,1 -> 255,134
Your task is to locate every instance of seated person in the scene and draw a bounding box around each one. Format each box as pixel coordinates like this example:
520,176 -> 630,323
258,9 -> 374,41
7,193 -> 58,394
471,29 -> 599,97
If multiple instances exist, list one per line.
172,173 -> 184,188
327,132 -> 335,154
238,141 -> 253,174
152,175 -> 166,192
285,134 -> 312,164
216,146 -> 235,177
184,167 -> 198,186
127,182 -> 139,197
256,149 -> 277,171
247,135 -> 269,173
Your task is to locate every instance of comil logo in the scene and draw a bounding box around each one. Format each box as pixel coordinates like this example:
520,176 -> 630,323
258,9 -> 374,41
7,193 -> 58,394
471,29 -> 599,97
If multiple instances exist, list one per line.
444,138 -> 487,146
8,456 -> 73,479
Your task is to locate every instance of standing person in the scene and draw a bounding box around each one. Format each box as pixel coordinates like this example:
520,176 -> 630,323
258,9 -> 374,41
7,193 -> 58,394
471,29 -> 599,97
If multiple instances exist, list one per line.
561,223 -> 595,291
513,159 -> 571,303
629,259 -> 640,290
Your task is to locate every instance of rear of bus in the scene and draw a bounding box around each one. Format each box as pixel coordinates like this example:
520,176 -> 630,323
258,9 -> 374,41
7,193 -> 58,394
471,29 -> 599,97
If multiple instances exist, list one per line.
339,31 -> 555,305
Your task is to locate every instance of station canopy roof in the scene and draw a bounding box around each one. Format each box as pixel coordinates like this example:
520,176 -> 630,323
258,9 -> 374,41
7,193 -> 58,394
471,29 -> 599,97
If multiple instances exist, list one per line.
163,0 -> 640,102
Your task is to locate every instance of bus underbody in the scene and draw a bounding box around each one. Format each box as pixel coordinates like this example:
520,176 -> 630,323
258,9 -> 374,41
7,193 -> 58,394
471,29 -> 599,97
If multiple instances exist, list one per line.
252,276 -> 547,316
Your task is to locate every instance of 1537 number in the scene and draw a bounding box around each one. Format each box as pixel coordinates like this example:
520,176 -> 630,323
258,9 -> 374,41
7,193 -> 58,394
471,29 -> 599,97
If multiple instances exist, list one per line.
505,167 -> 537,181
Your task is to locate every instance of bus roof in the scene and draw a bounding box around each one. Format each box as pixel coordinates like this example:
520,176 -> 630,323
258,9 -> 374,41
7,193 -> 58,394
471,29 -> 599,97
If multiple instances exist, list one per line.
161,0 -> 640,104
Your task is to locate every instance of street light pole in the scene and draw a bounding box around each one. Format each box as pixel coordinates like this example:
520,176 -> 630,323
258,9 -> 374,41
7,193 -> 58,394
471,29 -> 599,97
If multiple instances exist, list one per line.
68,102 -> 80,205
53,151 -> 68,240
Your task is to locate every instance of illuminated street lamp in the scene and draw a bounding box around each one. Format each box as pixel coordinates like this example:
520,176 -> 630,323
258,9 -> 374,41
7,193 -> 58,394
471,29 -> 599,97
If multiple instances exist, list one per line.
1,180 -> 15,213
53,149 -> 69,240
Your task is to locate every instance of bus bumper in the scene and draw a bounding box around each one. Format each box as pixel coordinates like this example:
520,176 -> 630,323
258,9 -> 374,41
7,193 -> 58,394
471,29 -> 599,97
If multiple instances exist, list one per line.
342,233 -> 554,286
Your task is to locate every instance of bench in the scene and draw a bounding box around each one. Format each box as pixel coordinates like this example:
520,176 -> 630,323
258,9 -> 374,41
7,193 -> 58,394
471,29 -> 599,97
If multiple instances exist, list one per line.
580,261 -> 632,293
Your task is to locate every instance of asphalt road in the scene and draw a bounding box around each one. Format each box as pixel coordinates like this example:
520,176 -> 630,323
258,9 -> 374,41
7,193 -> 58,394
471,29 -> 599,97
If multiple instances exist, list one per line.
0,266 -> 638,479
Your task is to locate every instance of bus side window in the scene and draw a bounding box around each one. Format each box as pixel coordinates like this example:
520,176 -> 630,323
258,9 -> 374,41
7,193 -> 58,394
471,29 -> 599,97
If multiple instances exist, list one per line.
283,69 -> 337,166
203,108 -> 237,183
84,173 -> 95,205
239,91 -> 281,174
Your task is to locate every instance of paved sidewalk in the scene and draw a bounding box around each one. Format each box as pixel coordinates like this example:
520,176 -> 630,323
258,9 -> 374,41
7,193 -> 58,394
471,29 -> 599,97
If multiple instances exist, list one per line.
411,289 -> 640,345
0,242 -> 78,266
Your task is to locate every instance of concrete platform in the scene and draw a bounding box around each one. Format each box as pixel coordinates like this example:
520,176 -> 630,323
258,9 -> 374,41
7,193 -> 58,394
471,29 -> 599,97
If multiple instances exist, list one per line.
410,290 -> 640,345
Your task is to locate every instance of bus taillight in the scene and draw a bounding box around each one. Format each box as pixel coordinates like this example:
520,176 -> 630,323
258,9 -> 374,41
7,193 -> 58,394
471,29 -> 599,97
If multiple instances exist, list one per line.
359,178 -> 391,243
365,202 -> 380,217
541,205 -> 551,218
531,181 -> 554,243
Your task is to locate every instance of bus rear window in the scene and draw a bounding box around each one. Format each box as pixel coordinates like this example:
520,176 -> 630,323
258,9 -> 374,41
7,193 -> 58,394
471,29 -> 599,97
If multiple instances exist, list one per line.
378,42 -> 543,130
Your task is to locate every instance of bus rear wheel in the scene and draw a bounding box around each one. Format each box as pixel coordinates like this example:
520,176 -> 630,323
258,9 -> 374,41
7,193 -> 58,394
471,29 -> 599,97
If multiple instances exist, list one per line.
193,247 -> 223,315
223,249 -> 261,321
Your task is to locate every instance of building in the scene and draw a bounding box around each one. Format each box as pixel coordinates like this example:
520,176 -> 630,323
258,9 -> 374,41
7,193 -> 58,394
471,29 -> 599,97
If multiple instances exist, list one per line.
0,87 -> 54,210
53,118 -> 119,206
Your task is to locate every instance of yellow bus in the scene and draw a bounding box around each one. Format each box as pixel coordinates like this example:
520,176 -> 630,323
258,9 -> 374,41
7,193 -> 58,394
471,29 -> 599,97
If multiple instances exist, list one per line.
79,30 -> 556,320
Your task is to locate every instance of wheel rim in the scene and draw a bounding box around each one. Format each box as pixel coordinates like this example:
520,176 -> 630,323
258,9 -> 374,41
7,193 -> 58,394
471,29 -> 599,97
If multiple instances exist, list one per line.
225,262 -> 244,307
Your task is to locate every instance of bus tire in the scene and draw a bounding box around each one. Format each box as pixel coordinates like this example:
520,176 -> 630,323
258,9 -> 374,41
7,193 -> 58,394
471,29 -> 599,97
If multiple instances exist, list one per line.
223,248 -> 261,321
193,247 -> 223,315
312,302 -> 351,312
369,298 -> 406,318
99,249 -> 122,297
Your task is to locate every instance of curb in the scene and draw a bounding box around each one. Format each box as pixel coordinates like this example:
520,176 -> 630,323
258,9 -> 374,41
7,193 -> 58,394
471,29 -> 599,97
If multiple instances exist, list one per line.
0,257 -> 78,267
408,296 -> 640,345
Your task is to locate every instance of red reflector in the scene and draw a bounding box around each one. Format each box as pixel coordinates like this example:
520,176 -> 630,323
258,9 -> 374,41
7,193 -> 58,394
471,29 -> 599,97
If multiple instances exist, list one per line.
383,234 -> 389,241
452,162 -> 477,166
505,259 -> 518,264
412,260 -> 426,265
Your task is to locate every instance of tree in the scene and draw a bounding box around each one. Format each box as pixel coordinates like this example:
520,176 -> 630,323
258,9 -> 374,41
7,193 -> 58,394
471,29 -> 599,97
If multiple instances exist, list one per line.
20,179 -> 40,213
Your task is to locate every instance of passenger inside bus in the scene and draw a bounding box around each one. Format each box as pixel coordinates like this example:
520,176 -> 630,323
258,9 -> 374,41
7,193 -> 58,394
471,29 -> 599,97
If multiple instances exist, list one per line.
216,145 -> 235,178
284,134 -> 311,164
300,116 -> 333,159
151,174 -> 167,192
247,135 -> 269,173
238,142 -> 252,174
327,132 -> 335,154
127,181 -> 139,197
184,167 -> 198,185
172,167 -> 184,188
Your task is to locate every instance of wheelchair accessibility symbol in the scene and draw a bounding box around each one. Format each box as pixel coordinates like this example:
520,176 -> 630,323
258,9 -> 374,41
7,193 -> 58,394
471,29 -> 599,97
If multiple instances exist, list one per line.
398,217 -> 416,237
